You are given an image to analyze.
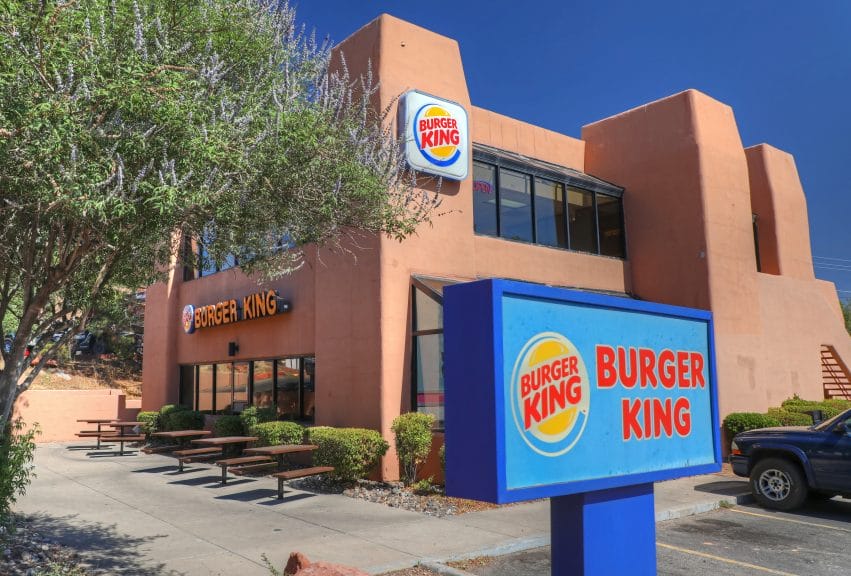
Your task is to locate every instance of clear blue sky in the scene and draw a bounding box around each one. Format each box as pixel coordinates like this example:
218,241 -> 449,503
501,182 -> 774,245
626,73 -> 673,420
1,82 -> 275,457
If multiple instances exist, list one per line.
296,1 -> 851,301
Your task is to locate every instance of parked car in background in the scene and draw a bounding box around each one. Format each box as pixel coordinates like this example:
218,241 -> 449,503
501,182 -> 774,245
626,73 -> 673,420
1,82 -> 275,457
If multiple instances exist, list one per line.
72,331 -> 97,355
3,333 -> 12,355
731,408 -> 851,510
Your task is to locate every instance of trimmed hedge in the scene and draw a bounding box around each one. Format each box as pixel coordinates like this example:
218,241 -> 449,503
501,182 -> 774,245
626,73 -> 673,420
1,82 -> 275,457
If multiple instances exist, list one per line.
253,421 -> 304,447
163,410 -> 205,431
239,406 -> 276,434
766,408 -> 814,427
780,397 -> 851,419
307,427 -> 389,482
723,413 -> 780,436
213,415 -> 244,437
137,411 -> 160,437
391,412 -> 435,485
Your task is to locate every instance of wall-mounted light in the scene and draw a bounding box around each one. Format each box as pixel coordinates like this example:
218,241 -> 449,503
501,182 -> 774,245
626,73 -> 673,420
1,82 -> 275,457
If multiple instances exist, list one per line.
228,341 -> 239,357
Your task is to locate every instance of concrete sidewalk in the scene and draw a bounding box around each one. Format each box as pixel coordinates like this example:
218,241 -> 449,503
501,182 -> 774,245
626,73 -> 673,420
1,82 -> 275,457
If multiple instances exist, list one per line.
15,443 -> 752,575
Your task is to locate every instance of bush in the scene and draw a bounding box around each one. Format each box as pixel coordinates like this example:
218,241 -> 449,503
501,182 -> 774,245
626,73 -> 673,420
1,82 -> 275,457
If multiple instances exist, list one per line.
766,408 -> 814,427
253,421 -> 304,447
391,412 -> 435,485
0,418 -> 39,522
213,415 -> 244,437
239,406 -> 277,434
439,444 -> 445,473
780,397 -> 851,419
136,411 -> 160,437
163,410 -> 205,432
307,427 -> 389,482
723,413 -> 781,436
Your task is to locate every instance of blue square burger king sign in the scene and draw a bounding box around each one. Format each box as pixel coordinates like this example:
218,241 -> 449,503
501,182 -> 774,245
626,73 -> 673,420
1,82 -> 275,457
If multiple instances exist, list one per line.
400,90 -> 469,180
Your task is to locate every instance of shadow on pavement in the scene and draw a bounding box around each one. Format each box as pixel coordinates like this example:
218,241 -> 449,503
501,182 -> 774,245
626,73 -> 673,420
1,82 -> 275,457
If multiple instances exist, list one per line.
257,493 -> 315,506
214,488 -> 280,502
132,465 -> 179,474
23,513 -> 180,576
168,475 -> 222,487
692,480 -> 750,496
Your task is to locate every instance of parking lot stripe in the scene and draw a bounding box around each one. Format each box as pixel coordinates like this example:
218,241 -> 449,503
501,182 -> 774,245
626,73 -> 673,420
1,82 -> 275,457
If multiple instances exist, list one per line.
657,543 -> 800,576
728,508 -> 851,533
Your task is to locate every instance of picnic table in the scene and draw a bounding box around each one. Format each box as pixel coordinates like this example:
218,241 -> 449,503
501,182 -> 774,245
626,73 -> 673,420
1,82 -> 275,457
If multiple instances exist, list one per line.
243,444 -> 318,471
76,419 -> 117,449
105,421 -> 146,455
145,429 -> 212,454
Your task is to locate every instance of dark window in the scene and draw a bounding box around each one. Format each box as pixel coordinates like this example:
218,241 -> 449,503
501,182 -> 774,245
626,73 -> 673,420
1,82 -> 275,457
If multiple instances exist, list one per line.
752,213 -> 762,272
499,169 -> 533,243
216,363 -> 234,413
473,162 -> 497,236
179,365 -> 195,408
232,362 -> 250,410
534,177 -> 566,248
276,358 -> 301,420
568,187 -> 597,253
411,279 -> 448,428
472,152 -> 625,258
596,193 -> 625,258
253,360 -> 275,408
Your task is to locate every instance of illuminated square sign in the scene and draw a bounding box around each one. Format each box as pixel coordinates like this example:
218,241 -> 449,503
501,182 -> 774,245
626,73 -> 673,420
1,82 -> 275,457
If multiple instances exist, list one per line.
444,279 -> 721,504
400,90 -> 469,181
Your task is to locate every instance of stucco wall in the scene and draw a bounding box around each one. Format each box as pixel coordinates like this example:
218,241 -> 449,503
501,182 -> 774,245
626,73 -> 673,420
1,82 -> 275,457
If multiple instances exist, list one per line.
14,389 -> 140,443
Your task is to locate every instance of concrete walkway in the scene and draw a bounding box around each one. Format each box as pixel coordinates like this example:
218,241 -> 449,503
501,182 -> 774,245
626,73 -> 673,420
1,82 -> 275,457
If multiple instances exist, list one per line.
14,443 -> 752,575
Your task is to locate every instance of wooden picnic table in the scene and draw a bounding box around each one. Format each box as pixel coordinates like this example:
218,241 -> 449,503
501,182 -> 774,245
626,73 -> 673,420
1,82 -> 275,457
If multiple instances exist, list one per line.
243,444 -> 318,470
191,435 -> 259,458
76,419 -> 117,449
148,430 -> 212,452
104,421 -> 146,455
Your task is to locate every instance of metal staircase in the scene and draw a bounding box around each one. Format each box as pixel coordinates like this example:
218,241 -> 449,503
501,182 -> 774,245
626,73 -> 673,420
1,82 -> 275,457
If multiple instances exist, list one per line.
821,344 -> 851,400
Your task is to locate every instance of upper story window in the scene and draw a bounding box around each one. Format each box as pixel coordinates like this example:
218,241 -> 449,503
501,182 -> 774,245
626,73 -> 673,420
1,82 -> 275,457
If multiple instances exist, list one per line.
472,145 -> 626,259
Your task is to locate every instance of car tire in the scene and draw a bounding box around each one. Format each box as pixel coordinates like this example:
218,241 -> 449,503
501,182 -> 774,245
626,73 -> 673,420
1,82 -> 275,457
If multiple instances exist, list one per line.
750,457 -> 808,511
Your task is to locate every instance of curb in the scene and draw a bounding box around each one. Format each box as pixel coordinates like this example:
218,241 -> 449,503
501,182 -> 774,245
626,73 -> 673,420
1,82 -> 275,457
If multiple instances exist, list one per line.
654,492 -> 754,522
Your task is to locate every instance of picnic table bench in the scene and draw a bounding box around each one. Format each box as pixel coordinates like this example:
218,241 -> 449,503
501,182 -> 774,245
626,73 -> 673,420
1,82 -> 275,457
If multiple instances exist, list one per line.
173,447 -> 223,472
75,419 -> 117,449
146,430 -> 211,455
215,455 -> 274,484
271,466 -> 334,499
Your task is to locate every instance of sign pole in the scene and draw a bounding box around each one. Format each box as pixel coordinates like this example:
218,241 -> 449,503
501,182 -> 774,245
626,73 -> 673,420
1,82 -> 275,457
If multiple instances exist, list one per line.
551,483 -> 656,576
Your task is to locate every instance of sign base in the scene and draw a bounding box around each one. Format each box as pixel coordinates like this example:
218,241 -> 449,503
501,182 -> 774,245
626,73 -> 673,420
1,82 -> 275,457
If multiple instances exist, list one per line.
551,483 -> 656,575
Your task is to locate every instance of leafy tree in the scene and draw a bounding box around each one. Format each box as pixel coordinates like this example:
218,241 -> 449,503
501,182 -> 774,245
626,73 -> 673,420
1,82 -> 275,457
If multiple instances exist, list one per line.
843,299 -> 851,336
0,0 -> 437,424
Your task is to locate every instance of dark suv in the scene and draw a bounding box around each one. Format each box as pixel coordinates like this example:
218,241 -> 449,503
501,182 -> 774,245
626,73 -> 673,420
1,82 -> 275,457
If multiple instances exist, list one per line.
730,408 -> 851,510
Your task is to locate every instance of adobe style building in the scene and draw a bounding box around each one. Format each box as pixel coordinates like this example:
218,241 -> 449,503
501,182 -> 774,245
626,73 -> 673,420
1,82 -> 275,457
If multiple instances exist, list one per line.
142,14 -> 851,479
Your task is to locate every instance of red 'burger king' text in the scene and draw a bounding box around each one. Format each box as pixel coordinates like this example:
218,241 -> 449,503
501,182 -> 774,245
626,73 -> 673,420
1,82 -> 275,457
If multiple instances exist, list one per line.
520,356 -> 582,430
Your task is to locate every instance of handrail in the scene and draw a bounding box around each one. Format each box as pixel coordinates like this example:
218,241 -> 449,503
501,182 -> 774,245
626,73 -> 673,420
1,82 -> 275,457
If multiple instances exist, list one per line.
821,344 -> 851,400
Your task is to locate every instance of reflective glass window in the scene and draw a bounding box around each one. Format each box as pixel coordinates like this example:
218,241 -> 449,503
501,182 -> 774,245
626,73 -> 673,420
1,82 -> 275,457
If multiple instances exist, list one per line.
303,358 -> 316,422
253,361 -> 275,408
276,359 -> 300,420
197,365 -> 214,412
535,177 -> 566,248
473,162 -> 497,236
568,187 -> 597,253
498,169 -> 533,243
216,363 -> 234,414
414,334 -> 444,428
597,194 -> 625,258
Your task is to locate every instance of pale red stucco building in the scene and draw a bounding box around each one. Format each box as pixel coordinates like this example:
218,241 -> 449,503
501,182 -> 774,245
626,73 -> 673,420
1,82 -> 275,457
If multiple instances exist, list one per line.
142,15 -> 851,480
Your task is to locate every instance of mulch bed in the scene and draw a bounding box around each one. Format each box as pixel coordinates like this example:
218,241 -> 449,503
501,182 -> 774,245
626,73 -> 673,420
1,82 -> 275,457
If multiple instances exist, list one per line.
1,515 -> 88,575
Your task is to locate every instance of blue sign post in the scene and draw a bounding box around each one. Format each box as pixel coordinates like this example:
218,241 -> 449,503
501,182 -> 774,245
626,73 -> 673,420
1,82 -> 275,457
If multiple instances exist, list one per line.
444,280 -> 721,575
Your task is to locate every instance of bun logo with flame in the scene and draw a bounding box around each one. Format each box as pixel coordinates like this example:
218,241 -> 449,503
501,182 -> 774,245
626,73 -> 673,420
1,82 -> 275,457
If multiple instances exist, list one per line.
182,305 -> 196,334
510,332 -> 590,457
413,104 -> 462,167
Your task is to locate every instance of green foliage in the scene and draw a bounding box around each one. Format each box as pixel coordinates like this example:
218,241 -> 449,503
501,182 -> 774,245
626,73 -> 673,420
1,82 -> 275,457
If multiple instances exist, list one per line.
439,444 -> 446,474
766,408 -> 815,427
0,0 -> 434,427
0,418 -> 39,522
780,396 -> 851,419
239,406 -> 277,434
411,477 -> 436,495
213,415 -> 244,437
842,300 -> 851,335
253,421 -> 304,447
391,412 -> 435,485
307,427 -> 389,482
162,410 -> 204,432
723,413 -> 781,436
136,411 -> 160,437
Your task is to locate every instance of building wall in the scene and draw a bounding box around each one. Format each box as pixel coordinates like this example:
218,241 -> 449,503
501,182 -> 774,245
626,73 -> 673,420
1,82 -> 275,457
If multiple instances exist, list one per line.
140,13 -> 850,480
15,389 -> 140,442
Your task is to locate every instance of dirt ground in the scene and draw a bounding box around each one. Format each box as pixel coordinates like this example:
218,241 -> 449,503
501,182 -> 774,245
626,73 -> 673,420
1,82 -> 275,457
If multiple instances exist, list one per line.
27,366 -> 142,398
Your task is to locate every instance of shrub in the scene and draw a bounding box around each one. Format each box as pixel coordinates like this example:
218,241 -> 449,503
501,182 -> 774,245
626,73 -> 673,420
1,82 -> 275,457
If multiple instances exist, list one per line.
136,411 -> 160,437
780,397 -> 851,419
723,413 -> 780,436
213,415 -> 244,437
253,421 -> 304,447
439,444 -> 445,473
391,412 -> 435,485
766,408 -> 814,427
240,406 -> 277,434
163,410 -> 205,432
307,427 -> 389,482
0,418 -> 39,522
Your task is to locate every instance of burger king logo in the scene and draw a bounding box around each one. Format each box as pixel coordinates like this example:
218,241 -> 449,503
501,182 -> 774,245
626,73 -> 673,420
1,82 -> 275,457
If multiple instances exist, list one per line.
182,304 -> 195,334
414,104 -> 461,167
510,332 -> 590,457
401,91 -> 468,180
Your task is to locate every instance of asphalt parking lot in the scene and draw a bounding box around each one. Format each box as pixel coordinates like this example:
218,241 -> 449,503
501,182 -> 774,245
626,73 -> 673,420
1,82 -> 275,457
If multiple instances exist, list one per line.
451,498 -> 851,576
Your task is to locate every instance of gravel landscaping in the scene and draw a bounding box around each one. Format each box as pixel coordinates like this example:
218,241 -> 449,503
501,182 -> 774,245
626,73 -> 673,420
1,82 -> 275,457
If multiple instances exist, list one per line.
1,516 -> 88,576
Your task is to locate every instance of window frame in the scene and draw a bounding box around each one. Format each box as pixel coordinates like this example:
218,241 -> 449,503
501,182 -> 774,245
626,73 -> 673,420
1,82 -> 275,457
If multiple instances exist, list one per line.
472,146 -> 626,259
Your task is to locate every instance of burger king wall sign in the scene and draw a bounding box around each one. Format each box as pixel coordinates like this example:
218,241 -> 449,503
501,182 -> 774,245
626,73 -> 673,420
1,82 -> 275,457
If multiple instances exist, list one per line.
443,279 -> 722,504
400,90 -> 469,181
